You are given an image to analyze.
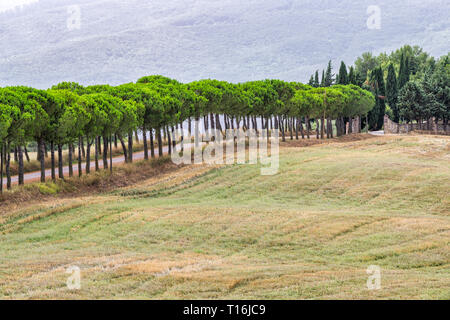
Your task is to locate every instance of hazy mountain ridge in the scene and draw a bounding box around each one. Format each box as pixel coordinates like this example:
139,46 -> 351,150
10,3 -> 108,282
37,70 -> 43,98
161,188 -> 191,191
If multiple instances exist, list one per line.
0,0 -> 449,88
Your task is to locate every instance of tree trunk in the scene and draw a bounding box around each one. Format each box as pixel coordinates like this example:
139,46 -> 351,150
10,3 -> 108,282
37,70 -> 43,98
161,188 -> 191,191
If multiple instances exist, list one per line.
329,118 -> 334,138
50,141 -> 56,181
14,147 -> 18,163
210,113 -> 215,131
135,130 -> 139,143
224,115 -> 229,130
24,146 -> 30,162
216,114 -> 222,134
320,116 -> 325,139
110,135 -> 113,173
157,128 -> 163,157
204,115 -> 209,140
117,134 -> 128,163
180,123 -> 185,152
299,118 -> 304,139
171,126 -> 176,152
98,136 -> 102,155
339,118 -> 343,136
143,126 -> 149,160
289,117 -> 294,140
316,119 -> 320,139
18,146 -> 24,185
103,135 -> 109,169
305,116 -> 310,139
95,137 -> 99,171
78,137 -> 82,177
58,144 -> 64,180
166,126 -> 172,155
188,117 -> 192,135
81,139 -> 85,159
194,117 -> 200,148
163,126 -> 167,143
128,131 -> 133,163
69,143 -> 73,177
6,143 -> 11,190
0,144 -> 3,193
150,129 -> 155,158
119,135 -> 128,163
86,139 -> 92,174
326,118 -> 330,139
280,116 -> 286,142
39,138 -> 46,182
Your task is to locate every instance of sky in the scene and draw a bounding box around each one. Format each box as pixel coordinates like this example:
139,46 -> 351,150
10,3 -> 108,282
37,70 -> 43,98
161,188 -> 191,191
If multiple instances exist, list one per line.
0,0 -> 448,88
0,0 -> 38,13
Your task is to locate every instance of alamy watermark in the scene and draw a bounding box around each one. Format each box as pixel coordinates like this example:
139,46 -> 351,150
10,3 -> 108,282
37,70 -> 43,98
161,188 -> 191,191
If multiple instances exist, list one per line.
66,266 -> 81,290
367,5 -> 381,30
67,5 -> 81,31
366,265 -> 381,290
170,124 -> 279,176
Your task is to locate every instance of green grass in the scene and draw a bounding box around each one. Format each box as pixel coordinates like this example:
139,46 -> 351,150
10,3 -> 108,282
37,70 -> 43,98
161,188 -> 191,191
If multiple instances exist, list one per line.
0,134 -> 449,299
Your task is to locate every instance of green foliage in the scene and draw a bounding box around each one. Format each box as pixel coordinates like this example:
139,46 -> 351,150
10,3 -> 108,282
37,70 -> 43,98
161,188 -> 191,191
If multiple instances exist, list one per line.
338,61 -> 348,85
38,182 -> 61,195
0,46 -> 445,165
367,67 -> 386,130
386,63 -> 399,122
324,61 -> 334,87
398,52 -> 411,90
398,81 -> 426,122
313,71 -> 320,88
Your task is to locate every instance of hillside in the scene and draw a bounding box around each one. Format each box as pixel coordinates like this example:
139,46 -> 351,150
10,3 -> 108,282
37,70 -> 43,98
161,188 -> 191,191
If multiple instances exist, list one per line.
0,0 -> 449,88
0,135 -> 448,299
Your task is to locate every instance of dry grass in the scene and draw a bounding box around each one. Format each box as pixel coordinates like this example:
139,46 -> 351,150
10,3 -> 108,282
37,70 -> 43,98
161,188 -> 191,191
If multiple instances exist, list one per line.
0,134 -> 448,299
0,156 -> 180,209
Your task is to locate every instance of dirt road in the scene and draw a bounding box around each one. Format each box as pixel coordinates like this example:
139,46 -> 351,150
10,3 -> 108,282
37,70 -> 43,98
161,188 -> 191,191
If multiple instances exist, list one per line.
2,145 -> 172,187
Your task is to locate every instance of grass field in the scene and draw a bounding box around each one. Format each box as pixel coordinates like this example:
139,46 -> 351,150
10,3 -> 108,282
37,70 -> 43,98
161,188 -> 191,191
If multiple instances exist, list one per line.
0,134 -> 449,299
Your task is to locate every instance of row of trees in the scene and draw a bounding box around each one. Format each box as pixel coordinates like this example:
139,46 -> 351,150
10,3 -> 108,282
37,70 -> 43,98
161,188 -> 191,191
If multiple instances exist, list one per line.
309,46 -> 449,131
0,77 -> 374,192
353,46 -> 449,130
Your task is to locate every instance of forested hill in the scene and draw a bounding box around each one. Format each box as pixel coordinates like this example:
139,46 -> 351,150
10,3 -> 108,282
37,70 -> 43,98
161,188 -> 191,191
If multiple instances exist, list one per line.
0,0 -> 449,88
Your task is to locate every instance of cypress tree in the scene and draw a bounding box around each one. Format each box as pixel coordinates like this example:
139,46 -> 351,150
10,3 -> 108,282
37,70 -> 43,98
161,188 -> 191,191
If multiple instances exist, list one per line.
308,75 -> 314,86
398,53 -> 404,86
324,60 -> 334,87
320,70 -> 325,87
314,70 -> 320,87
348,66 -> 357,85
338,61 -> 348,84
367,67 -> 386,130
404,57 -> 410,83
386,63 -> 399,122
398,53 -> 411,89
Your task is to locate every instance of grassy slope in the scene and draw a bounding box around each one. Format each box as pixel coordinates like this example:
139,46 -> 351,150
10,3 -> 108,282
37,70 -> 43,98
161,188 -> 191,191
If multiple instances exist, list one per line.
0,134 -> 449,299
